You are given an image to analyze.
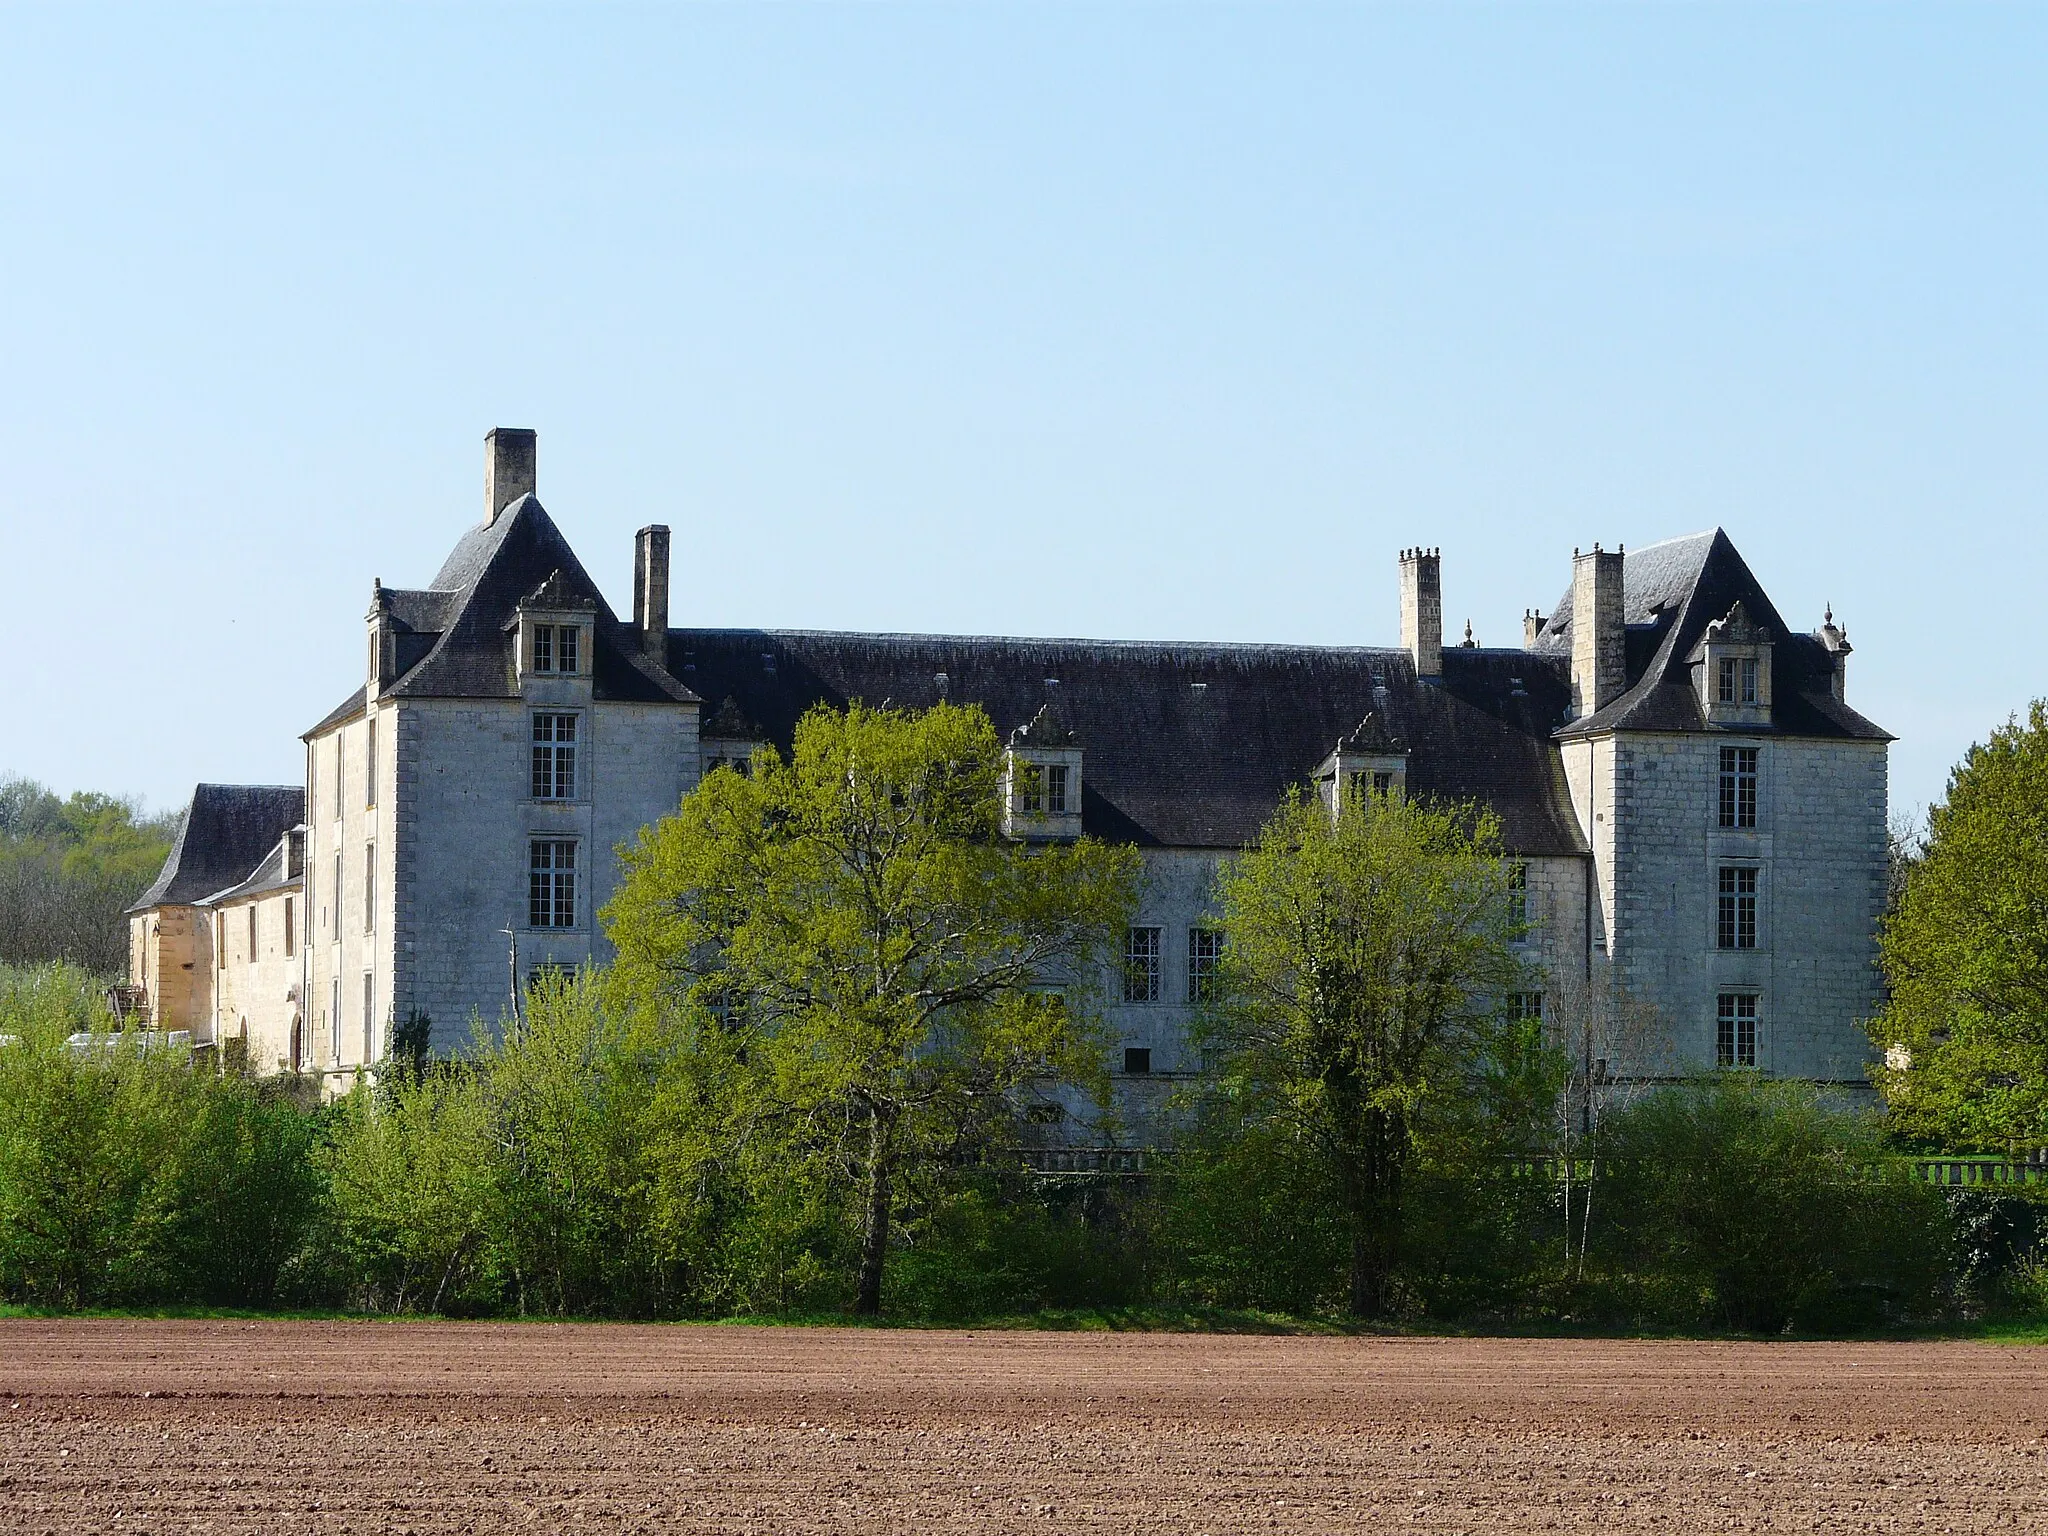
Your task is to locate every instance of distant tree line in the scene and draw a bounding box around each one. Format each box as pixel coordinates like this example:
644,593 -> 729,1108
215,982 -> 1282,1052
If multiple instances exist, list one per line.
0,777 -> 177,974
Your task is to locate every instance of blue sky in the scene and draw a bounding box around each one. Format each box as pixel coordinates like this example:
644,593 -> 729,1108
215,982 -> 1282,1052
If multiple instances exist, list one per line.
1,3 -> 2041,820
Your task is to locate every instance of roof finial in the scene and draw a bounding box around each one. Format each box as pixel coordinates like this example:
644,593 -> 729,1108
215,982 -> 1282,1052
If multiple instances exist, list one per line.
1824,601 -> 1834,626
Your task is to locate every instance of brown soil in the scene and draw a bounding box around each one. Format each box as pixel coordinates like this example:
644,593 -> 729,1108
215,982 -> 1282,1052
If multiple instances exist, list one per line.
1,1320 -> 2045,1533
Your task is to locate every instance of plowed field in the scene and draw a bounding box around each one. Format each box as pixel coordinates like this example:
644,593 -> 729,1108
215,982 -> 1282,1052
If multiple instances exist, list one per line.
1,1320 -> 2045,1533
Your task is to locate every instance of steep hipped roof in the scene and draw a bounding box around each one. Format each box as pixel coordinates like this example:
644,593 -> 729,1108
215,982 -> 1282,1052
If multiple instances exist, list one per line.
1536,530 -> 1890,742
304,494 -> 696,736
130,786 -> 307,912
665,630 -> 1589,854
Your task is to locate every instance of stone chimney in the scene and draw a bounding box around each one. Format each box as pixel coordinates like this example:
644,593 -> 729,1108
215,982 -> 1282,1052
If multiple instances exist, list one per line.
1819,603 -> 1852,702
484,427 -> 537,526
1523,609 -> 1545,649
1399,547 -> 1442,682
1570,544 -> 1626,718
634,525 -> 671,662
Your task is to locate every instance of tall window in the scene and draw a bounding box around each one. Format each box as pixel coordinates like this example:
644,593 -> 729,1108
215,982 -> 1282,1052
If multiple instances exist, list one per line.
332,853 -> 342,935
1372,770 -> 1394,795
333,734 -> 344,819
1122,926 -> 1162,1003
284,897 -> 295,959
329,977 -> 340,1059
531,713 -> 579,799
1187,928 -> 1225,1003
529,840 -> 577,929
366,718 -> 377,808
1507,862 -> 1530,926
364,843 -> 376,934
1717,866 -> 1758,950
1718,746 -> 1759,829
362,973 -> 376,1063
1044,764 -> 1070,814
1717,993 -> 1758,1068
532,623 -> 580,674
247,905 -> 257,962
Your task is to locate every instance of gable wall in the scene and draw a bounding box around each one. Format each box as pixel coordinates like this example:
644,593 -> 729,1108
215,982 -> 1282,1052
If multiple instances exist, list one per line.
131,906 -> 208,1034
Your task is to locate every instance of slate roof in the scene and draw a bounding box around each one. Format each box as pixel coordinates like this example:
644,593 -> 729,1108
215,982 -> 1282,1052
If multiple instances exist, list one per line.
1535,529 -> 1891,742
304,494 -> 696,737
130,785 -> 307,911
201,827 -> 305,906
664,630 -> 1589,854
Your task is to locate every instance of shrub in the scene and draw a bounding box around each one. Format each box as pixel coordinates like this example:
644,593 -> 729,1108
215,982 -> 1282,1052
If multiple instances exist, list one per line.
1592,1075 -> 1948,1332
0,963 -> 325,1308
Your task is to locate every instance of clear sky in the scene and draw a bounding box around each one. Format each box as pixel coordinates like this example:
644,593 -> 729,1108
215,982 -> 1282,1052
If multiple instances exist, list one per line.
2,3 -> 2041,821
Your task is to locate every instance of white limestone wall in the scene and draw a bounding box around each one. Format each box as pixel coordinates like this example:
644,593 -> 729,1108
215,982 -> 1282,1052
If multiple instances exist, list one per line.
390,696 -> 696,1053
212,887 -> 305,1073
303,707 -> 390,1084
1597,733 -> 1886,1083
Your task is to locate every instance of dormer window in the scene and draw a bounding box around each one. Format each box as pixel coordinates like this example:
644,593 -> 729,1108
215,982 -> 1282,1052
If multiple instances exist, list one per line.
1689,601 -> 1773,728
532,623 -> 579,675
1315,713 -> 1408,820
1004,705 -> 1084,842
512,571 -> 598,685
699,697 -> 769,786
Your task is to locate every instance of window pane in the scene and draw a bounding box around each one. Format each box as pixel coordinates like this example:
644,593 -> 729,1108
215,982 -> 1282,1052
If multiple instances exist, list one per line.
1045,764 -> 1069,814
534,624 -> 553,672
1741,656 -> 1759,704
1123,926 -> 1161,1003
1187,928 -> 1223,1003
559,626 -> 579,674
1718,657 -> 1737,703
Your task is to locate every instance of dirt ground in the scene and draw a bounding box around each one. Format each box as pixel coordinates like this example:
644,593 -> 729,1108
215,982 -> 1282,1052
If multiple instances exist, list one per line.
2,1321 -> 2046,1533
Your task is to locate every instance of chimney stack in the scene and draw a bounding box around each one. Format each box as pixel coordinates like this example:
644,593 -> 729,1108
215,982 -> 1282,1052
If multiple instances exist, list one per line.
1570,544 -> 1626,717
484,427 -> 537,526
634,525 -> 671,662
1523,609 -> 1545,649
1398,547 -> 1442,682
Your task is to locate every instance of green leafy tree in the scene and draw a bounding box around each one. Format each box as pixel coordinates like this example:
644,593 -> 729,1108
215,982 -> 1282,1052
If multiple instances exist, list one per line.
1205,786 -> 1526,1317
605,701 -> 1140,1315
1872,701 -> 2048,1153
0,777 -> 177,972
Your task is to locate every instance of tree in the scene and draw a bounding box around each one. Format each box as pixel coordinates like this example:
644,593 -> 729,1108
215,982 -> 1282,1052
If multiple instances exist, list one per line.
1206,786 -> 1526,1317
604,701 -> 1140,1315
0,777 -> 177,973
1872,701 -> 2048,1153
